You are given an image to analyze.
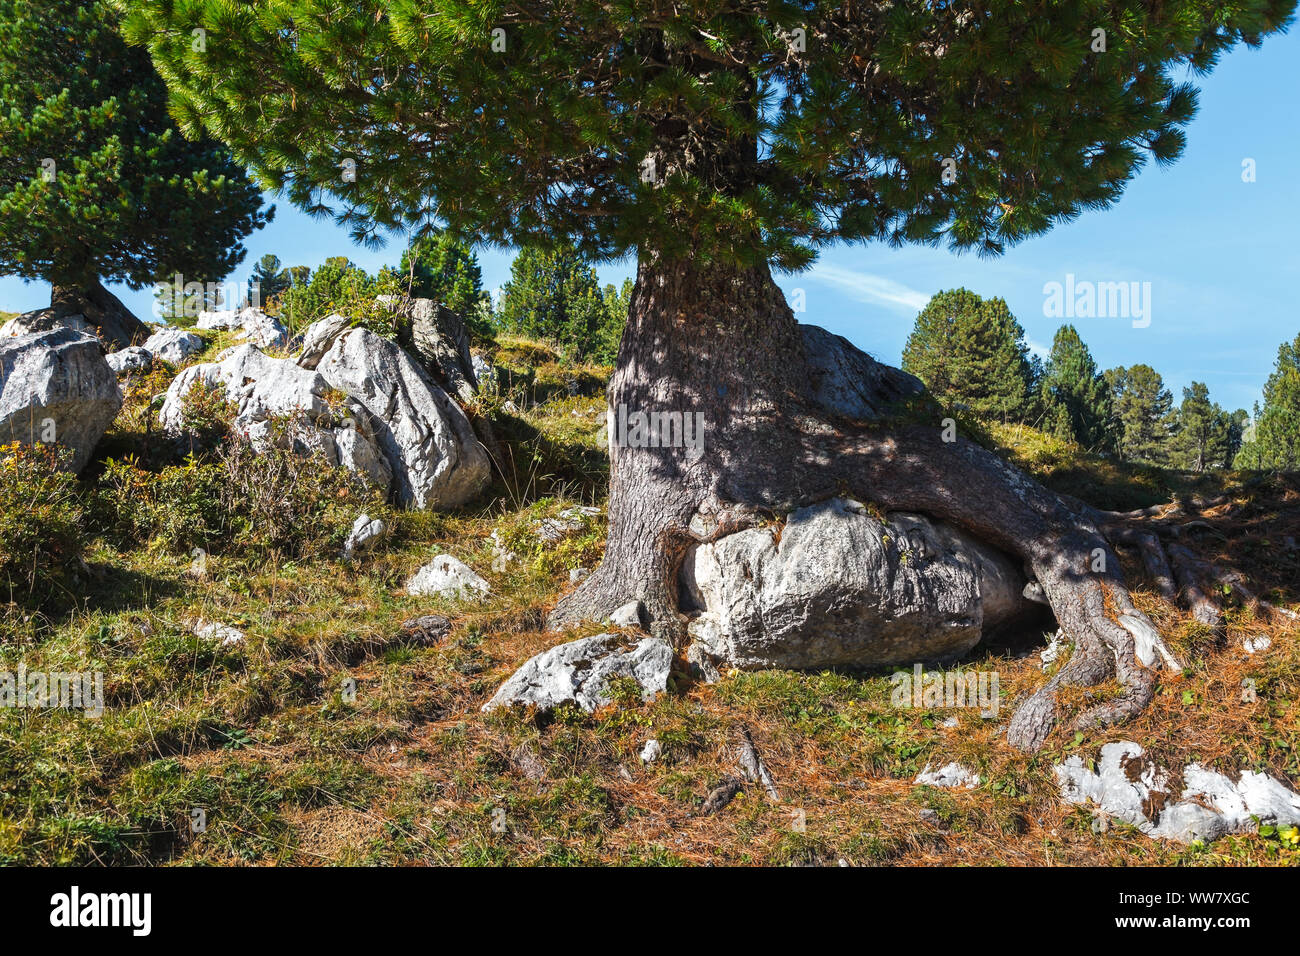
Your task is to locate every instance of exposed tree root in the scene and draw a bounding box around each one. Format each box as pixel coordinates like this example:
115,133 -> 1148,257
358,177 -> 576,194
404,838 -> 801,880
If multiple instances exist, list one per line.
545,256 -> 1280,755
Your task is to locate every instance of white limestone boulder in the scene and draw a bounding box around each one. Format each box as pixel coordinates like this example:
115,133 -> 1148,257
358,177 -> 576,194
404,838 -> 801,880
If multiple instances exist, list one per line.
482,633 -> 673,714
682,497 -> 1031,672
0,328 -> 122,472
317,328 -> 489,508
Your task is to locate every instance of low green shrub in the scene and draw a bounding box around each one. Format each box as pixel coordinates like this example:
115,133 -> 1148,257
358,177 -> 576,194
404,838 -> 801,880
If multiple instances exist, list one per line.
0,442 -> 86,605
93,455 -> 226,553
214,416 -> 390,562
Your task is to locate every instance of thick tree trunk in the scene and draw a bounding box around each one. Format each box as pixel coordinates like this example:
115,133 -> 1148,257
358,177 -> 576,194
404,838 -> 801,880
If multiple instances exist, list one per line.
550,256 -> 1175,751
50,279 -> 148,350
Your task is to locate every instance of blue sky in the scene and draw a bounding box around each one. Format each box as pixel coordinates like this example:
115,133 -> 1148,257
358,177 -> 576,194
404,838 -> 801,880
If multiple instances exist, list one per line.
3,28 -> 1295,413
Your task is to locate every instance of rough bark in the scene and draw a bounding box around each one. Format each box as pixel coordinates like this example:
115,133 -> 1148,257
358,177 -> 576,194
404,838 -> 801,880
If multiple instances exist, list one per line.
548,255 -> 1196,751
50,280 -> 149,349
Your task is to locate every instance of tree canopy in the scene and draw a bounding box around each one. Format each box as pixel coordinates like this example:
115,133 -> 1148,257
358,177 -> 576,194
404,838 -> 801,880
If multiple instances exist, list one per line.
1106,363 -> 1174,464
902,288 -> 1034,421
122,0 -> 1294,270
0,0 -> 270,292
1040,324 -> 1114,452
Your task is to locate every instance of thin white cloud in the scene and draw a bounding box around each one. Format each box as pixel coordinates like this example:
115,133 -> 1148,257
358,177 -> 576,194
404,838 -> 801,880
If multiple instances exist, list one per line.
805,264 -> 931,313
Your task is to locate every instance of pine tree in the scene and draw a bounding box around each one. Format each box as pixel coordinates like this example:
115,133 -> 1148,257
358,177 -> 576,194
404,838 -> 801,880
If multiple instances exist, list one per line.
1238,333 -> 1300,469
0,0 -> 269,344
1169,381 -> 1234,472
499,244 -> 615,361
398,232 -> 489,318
1040,326 -> 1116,452
249,254 -> 291,308
902,289 -> 1034,422
124,0 -> 1297,751
1106,364 -> 1174,463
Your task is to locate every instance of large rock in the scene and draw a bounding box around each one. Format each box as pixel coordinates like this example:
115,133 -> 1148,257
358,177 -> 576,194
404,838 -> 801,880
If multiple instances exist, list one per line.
161,332 -> 488,508
197,306 -> 288,350
1056,741 -> 1300,844
142,327 -> 205,365
295,313 -> 352,370
317,328 -> 489,508
682,497 -> 1030,672
106,346 -> 153,377
378,296 -> 478,402
482,633 -> 673,714
159,344 -> 392,490
801,324 -> 925,421
0,328 -> 123,472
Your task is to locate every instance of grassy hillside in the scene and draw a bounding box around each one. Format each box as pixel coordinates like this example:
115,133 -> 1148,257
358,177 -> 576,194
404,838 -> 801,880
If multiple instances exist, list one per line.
1,336 -> 1296,866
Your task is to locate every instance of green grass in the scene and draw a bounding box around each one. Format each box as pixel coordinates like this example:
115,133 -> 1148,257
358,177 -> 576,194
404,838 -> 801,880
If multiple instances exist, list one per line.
1,334 -> 1297,866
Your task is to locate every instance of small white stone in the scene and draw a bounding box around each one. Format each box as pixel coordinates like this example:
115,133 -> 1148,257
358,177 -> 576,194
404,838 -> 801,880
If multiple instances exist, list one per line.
406,554 -> 491,600
915,761 -> 980,790
640,739 -> 662,764
607,600 -> 643,629
194,619 -> 245,646
343,513 -> 386,560
1244,635 -> 1272,654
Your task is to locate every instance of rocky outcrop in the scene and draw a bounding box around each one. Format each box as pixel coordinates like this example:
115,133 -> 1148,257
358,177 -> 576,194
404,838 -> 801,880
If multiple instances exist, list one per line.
0,328 -> 122,472
482,633 -> 673,714
378,296 -> 478,402
682,497 -> 1032,672
1055,741 -> 1300,844
142,327 -> 205,365
801,324 -> 925,421
197,306 -> 289,350
159,344 -> 392,491
316,328 -> 489,508
160,329 -> 489,507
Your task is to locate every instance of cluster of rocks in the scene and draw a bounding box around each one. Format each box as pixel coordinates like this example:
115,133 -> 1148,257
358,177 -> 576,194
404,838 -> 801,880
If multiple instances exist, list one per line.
908,742 -> 1300,846
0,295 -> 494,518
160,309 -> 490,508
106,327 -> 206,376
1055,741 -> 1300,845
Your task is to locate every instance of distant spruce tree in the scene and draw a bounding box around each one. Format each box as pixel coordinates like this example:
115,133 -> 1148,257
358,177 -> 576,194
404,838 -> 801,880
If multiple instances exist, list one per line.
1169,381 -> 1236,472
1040,325 -> 1116,452
901,289 -> 1035,422
398,232 -> 489,318
1238,333 -> 1300,470
1106,364 -> 1175,464
499,243 -> 620,362
249,254 -> 291,308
